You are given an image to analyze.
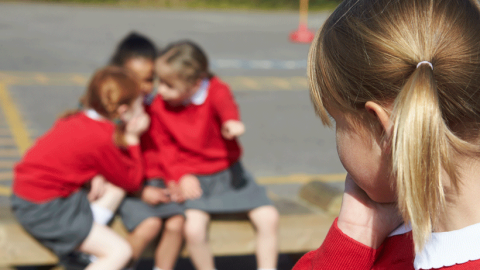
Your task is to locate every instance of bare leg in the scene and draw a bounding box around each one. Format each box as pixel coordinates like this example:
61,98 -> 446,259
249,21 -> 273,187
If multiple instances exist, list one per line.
127,217 -> 163,261
248,205 -> 279,269
184,209 -> 214,270
91,182 -> 126,213
155,215 -> 185,270
78,223 -> 132,270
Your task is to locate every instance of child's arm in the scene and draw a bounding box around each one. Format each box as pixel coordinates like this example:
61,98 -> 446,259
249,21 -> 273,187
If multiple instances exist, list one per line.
141,185 -> 171,206
211,82 -> 244,140
87,175 -> 107,202
179,174 -> 203,200
96,114 -> 150,193
221,120 -> 245,140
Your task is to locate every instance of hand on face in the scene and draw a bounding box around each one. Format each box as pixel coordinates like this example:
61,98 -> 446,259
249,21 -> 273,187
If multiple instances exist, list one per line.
122,97 -> 150,145
87,175 -> 107,202
141,185 -> 171,206
337,174 -> 403,249
221,120 -> 245,140
179,174 -> 203,200
125,112 -> 150,137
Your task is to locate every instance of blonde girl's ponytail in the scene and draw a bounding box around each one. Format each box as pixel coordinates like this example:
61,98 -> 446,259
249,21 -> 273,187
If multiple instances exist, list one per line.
392,63 -> 453,252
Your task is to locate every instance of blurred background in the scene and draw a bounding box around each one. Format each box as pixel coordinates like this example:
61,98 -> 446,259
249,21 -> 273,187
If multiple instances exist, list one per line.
0,0 -> 346,269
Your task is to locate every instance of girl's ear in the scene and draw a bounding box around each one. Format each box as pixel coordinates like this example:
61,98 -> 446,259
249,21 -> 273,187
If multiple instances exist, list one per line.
365,101 -> 393,138
116,104 -> 129,118
194,78 -> 203,89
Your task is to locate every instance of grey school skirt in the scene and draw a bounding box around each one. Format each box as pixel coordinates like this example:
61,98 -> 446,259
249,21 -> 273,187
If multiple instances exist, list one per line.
185,162 -> 272,213
118,179 -> 185,232
10,190 -> 93,257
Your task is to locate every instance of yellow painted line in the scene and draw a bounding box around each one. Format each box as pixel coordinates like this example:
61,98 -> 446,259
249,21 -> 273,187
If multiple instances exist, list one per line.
0,128 -> 11,136
0,149 -> 19,157
34,74 -> 49,84
240,77 -> 261,90
0,185 -> 11,196
0,138 -> 15,146
0,83 -> 32,154
0,71 -> 309,91
291,77 -> 309,88
0,161 -> 15,169
271,78 -> 291,90
71,74 -> 87,85
257,173 -> 346,185
0,172 -> 12,181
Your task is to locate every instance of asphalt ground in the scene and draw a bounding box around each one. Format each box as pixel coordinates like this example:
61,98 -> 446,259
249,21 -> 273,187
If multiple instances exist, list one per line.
0,2 -> 344,269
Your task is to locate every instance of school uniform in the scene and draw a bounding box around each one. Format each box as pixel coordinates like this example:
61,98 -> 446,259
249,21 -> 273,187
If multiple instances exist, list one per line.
117,178 -> 185,232
144,77 -> 271,213
11,110 -> 144,257
293,218 -> 480,269
117,93 -> 185,233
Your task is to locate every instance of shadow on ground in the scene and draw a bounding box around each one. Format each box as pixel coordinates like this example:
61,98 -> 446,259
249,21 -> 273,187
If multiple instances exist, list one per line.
16,253 -> 303,270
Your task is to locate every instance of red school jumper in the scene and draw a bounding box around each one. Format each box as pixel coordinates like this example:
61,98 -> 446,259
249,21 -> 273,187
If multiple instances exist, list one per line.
13,112 -> 144,203
293,218 -> 480,270
142,77 -> 241,182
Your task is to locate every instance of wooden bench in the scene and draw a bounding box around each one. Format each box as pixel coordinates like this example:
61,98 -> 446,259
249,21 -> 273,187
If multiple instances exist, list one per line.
0,180 -> 342,269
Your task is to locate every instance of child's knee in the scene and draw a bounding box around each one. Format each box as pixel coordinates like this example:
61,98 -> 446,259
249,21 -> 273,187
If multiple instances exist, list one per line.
253,206 -> 280,231
164,215 -> 185,234
104,237 -> 132,264
118,238 -> 133,259
135,217 -> 163,240
184,221 -> 207,243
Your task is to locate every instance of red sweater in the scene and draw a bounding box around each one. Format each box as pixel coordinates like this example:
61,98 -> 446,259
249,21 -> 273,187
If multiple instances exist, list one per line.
13,112 -> 144,203
293,218 -> 480,270
142,77 -> 242,182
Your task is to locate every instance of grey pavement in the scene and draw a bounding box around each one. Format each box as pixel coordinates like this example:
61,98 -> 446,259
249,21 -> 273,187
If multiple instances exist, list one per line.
0,3 -> 342,269
0,2 -> 330,76
1,2 -> 343,178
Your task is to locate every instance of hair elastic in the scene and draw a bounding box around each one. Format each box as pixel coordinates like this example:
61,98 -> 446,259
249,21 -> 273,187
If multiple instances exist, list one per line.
417,61 -> 433,70
113,118 -> 124,125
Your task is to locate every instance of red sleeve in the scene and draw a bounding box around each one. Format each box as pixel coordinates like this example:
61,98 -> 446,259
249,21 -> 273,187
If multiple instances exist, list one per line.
143,115 -> 187,183
293,218 -> 382,270
95,144 -> 144,193
141,126 -> 165,180
210,80 -> 240,123
160,140 -> 187,183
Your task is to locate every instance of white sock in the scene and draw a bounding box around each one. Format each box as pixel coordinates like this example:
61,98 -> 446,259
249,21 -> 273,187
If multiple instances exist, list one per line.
153,267 -> 164,270
90,204 -> 114,225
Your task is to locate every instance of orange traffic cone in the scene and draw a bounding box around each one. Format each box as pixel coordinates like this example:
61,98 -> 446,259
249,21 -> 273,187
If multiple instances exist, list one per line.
289,0 -> 315,43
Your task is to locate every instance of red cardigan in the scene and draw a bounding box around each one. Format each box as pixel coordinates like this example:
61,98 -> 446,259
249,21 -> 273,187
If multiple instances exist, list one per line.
142,77 -> 242,182
293,218 -> 480,270
13,112 -> 144,203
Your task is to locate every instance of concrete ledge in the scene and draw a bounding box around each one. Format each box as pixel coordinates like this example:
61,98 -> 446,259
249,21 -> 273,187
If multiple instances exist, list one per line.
299,180 -> 344,215
0,212 -> 334,268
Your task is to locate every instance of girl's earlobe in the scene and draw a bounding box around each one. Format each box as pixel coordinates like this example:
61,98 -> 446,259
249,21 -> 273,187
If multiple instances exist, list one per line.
365,101 -> 393,137
117,104 -> 128,118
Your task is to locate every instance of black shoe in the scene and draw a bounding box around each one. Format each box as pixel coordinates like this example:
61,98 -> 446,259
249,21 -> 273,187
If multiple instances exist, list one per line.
58,251 -> 92,270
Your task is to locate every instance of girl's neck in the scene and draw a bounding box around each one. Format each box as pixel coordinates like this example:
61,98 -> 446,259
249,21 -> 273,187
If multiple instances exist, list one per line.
436,155 -> 480,232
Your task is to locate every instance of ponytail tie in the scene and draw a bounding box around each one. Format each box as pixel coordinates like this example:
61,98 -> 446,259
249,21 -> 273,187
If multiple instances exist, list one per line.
417,61 -> 433,70
113,118 -> 123,125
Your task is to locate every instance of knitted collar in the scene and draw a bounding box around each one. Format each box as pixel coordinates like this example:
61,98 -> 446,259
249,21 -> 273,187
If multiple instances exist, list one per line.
188,79 -> 210,105
389,221 -> 480,269
414,222 -> 480,269
84,109 -> 104,120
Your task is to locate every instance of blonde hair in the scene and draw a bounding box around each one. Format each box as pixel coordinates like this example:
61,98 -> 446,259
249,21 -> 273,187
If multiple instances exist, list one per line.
158,40 -> 213,86
309,0 -> 480,252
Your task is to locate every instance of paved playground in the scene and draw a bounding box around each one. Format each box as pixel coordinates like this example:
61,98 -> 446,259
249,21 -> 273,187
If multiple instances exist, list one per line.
0,2 -> 344,269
